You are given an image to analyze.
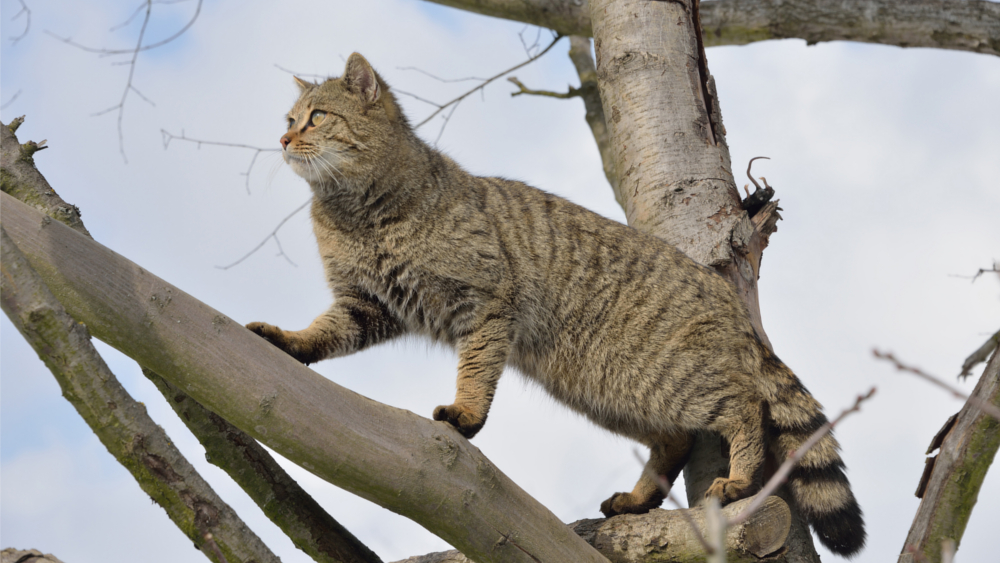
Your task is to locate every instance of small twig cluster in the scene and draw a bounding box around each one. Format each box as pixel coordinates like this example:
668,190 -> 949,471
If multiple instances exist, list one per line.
9,0 -> 31,45
46,0 -> 203,162
396,32 -> 563,144
160,129 -> 279,195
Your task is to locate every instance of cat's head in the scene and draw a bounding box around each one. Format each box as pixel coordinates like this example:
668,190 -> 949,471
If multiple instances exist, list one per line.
280,53 -> 406,186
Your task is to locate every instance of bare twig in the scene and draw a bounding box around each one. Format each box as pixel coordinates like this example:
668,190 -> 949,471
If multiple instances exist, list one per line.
960,329 -> 1000,379
874,349 -> 1000,421
507,76 -> 578,99
97,0 -> 152,163
161,129 -> 279,194
160,129 -> 303,269
949,262 -> 1000,283
9,0 -> 31,45
273,63 -> 328,81
413,33 -> 563,130
45,0 -> 203,56
1,90 -> 22,111
47,0 -> 203,162
728,387 -> 877,527
705,498 -> 726,563
392,88 -> 442,108
396,66 -> 486,83
518,25 -> 543,57
217,199 -> 310,270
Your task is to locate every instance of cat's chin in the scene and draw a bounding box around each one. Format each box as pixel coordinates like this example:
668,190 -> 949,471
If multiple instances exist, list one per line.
284,151 -> 346,185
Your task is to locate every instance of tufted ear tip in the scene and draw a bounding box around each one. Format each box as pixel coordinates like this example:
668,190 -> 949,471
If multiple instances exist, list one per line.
293,76 -> 313,92
344,52 -> 380,103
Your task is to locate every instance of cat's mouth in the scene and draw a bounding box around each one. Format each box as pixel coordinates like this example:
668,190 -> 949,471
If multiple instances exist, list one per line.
284,149 -> 344,183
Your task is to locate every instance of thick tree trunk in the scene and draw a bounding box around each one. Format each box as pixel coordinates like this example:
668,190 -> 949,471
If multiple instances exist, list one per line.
589,0 -> 815,559
421,0 -> 1000,56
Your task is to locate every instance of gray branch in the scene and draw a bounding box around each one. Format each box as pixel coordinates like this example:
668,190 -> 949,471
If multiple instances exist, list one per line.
1,189 -> 609,563
421,0 -> 1000,56
393,495 -> 792,563
899,347 -> 1000,562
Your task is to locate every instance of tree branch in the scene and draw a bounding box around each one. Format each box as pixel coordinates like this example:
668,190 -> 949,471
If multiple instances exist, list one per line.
1,190 -> 609,563
142,368 -> 383,563
393,495 -> 792,563
420,0 -> 1000,56
960,330 -> 1000,379
899,346 -> 1000,562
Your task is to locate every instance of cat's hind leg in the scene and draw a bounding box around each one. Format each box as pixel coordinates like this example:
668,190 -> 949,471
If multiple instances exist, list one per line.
600,431 -> 693,517
704,403 -> 766,503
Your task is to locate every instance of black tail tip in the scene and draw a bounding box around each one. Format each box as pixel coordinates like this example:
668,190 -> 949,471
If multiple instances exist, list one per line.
811,500 -> 867,558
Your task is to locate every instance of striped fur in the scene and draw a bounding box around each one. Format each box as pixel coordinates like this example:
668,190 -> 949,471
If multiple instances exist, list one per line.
246,53 -> 865,556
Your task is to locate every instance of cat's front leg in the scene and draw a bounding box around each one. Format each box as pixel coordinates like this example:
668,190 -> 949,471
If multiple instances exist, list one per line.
247,291 -> 402,365
434,312 -> 511,439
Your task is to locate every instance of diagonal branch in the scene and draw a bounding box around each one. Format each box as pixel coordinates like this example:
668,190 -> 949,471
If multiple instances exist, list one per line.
1,190 -> 609,563
0,224 -> 277,563
899,344 -> 1000,562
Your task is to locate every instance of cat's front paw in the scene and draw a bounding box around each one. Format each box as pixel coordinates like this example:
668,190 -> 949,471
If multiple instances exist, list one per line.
433,404 -> 484,439
599,491 -> 662,517
246,321 -> 317,365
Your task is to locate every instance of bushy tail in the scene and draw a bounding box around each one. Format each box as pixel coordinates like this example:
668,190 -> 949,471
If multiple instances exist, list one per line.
763,358 -> 866,557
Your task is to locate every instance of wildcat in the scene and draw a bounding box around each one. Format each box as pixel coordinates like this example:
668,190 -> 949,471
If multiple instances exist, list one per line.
247,53 -> 865,556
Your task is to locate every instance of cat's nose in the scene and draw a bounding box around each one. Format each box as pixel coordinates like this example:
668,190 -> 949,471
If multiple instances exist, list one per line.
280,135 -> 291,149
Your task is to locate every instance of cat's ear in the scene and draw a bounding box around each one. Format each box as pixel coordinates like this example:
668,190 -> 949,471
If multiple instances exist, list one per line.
293,76 -> 312,93
344,52 -> 380,104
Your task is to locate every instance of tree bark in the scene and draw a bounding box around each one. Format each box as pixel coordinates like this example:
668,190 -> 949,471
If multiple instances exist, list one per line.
589,0 -> 816,559
144,368 -> 384,563
899,348 -> 1000,563
394,495 -> 792,562
1,191 -> 609,563
567,36 -> 620,207
421,0 -> 1000,56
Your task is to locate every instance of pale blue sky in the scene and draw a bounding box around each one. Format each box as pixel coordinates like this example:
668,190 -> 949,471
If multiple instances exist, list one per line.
2,1 -> 999,562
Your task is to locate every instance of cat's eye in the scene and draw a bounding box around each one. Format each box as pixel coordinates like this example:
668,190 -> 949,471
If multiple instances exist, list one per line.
287,117 -> 295,129
309,110 -> 327,127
